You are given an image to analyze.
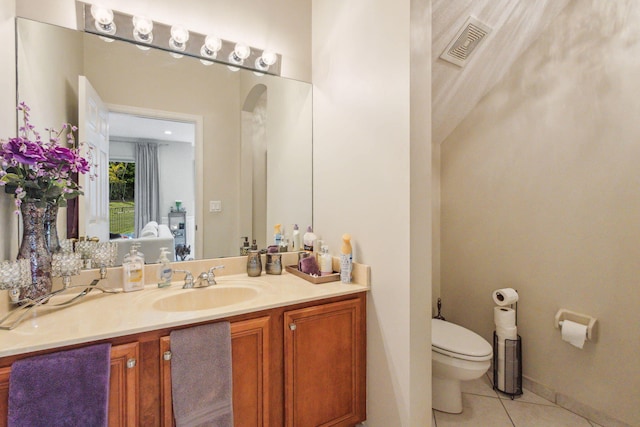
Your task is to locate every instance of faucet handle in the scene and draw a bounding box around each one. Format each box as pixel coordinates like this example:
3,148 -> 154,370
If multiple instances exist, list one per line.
174,269 -> 194,288
208,265 -> 225,274
205,265 -> 225,285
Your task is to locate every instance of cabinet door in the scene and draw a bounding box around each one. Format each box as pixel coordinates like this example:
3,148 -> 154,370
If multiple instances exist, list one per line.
109,342 -> 140,427
0,367 -> 9,427
160,316 -> 271,427
284,298 -> 366,427
0,343 -> 139,427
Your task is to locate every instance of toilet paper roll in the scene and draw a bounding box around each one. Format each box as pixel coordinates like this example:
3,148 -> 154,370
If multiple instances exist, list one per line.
496,324 -> 518,341
561,320 -> 587,349
492,288 -> 519,306
494,306 -> 516,328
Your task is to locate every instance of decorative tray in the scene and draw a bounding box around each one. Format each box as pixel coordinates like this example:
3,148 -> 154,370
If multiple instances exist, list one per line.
284,265 -> 340,284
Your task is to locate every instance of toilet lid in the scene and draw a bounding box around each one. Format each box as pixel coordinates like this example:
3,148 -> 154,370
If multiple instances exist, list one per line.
432,319 -> 493,361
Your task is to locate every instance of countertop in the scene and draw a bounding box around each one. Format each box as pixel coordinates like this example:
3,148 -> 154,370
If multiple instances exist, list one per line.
0,261 -> 370,358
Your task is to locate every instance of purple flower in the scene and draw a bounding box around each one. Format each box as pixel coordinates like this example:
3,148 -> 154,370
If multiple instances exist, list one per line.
2,138 -> 46,165
1,103 -> 94,205
44,145 -> 75,169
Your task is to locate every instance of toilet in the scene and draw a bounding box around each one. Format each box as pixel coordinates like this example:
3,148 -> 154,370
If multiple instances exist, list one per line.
432,318 -> 493,414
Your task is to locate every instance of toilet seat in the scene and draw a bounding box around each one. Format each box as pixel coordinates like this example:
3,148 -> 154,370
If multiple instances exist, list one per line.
432,319 -> 492,362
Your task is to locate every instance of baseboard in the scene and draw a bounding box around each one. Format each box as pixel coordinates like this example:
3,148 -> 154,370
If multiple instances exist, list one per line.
523,376 -> 633,427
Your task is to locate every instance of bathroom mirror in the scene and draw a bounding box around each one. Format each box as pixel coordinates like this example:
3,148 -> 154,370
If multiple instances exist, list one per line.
13,18 -> 313,263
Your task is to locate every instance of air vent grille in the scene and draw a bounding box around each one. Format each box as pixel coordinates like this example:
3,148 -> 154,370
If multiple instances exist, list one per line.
440,16 -> 492,67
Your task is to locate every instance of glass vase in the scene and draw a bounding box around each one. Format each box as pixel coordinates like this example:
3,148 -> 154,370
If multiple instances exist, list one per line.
44,200 -> 61,254
17,199 -> 52,301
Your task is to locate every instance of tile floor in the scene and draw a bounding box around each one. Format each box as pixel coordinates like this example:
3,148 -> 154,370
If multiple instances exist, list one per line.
432,374 -> 603,427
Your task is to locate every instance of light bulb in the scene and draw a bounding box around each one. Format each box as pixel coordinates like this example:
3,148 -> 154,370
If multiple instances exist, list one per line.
229,43 -> 250,66
90,5 -> 116,35
234,43 -> 251,60
255,50 -> 278,71
261,51 -> 277,66
200,35 -> 222,58
132,16 -> 153,44
169,25 -> 189,51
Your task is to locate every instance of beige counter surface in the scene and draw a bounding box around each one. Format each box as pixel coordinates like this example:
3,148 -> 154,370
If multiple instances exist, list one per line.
1,260 -> 369,358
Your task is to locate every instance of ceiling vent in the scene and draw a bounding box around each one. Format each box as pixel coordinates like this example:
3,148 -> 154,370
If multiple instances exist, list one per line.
440,16 -> 492,68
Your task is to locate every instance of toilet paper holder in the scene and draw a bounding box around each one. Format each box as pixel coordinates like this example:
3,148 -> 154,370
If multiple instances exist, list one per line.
554,309 -> 597,341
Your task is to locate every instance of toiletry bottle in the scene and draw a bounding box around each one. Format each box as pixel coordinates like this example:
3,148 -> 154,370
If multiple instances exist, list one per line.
303,226 -> 317,252
123,245 -> 145,292
274,224 -> 282,246
251,239 -> 258,251
291,224 -> 301,251
319,245 -> 333,276
340,234 -> 353,283
279,237 -> 289,252
157,248 -> 173,288
240,236 -> 250,255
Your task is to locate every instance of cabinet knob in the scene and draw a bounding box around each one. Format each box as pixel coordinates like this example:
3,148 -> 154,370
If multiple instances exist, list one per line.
163,351 -> 172,361
126,358 -> 137,369
289,323 -> 296,331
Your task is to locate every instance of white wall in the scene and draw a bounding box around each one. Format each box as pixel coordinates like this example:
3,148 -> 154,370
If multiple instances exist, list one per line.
313,0 -> 432,425
441,1 -> 640,425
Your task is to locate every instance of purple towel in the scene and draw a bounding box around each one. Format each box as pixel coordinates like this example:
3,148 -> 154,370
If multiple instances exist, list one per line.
8,343 -> 112,427
299,255 -> 320,276
170,322 -> 233,427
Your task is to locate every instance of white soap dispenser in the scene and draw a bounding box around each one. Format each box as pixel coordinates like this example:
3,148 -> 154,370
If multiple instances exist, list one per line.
123,244 -> 145,292
157,247 -> 173,288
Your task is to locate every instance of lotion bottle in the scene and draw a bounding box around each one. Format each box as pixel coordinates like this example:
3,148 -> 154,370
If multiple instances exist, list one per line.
340,234 -> 353,283
303,226 -> 317,252
291,224 -> 301,251
123,245 -> 145,292
319,245 -> 333,276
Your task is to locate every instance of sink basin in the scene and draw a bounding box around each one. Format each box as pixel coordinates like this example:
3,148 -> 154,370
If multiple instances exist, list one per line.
152,286 -> 259,312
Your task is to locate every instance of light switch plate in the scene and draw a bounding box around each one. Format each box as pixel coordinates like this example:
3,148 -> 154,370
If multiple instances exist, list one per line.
209,200 -> 222,212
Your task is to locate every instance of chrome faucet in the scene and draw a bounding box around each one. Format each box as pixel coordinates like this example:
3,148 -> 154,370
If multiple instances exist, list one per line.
174,269 -> 194,289
196,265 -> 225,287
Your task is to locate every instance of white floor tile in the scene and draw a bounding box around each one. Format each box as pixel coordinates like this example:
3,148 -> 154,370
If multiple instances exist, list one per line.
461,374 -> 499,398
502,400 -> 592,427
434,394 -> 513,427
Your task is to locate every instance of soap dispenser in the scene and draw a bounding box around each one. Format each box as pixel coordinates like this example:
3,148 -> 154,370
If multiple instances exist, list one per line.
157,248 -> 173,288
240,236 -> 250,255
123,244 -> 145,292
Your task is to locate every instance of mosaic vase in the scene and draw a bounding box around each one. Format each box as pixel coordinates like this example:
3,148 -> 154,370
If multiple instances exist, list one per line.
17,199 -> 52,301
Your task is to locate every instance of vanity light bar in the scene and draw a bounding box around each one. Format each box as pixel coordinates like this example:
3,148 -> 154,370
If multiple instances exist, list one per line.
78,2 -> 282,76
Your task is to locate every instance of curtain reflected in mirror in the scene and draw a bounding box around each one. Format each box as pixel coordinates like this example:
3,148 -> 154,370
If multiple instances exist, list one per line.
134,142 -> 160,237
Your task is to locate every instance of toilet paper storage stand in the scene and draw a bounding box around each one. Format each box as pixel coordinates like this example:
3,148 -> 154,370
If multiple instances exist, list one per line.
554,309 -> 597,342
493,297 -> 523,399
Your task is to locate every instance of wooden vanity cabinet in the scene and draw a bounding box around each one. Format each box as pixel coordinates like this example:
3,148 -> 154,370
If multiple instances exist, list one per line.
0,292 -> 366,427
284,299 -> 366,427
0,342 -> 140,427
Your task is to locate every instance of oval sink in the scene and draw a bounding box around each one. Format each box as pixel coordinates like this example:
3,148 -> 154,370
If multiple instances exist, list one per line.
153,286 -> 259,312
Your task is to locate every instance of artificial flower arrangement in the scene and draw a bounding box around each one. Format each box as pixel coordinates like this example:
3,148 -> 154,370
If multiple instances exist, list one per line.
0,102 -> 95,209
